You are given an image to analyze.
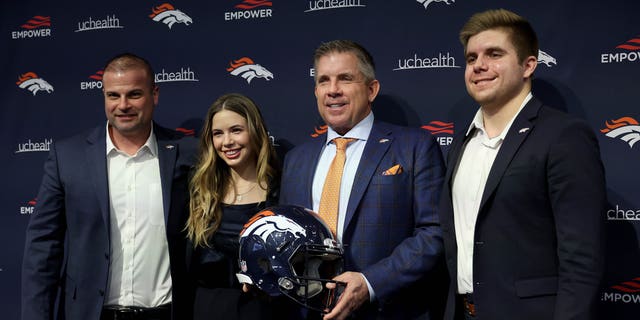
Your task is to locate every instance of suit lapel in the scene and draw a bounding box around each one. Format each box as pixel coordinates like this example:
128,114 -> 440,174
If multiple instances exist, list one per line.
344,122 -> 392,230
479,97 -> 542,211
156,127 -> 178,222
85,127 -> 111,234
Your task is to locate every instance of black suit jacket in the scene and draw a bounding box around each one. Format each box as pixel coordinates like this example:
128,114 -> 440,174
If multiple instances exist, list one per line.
21,124 -> 197,320
439,97 -> 606,320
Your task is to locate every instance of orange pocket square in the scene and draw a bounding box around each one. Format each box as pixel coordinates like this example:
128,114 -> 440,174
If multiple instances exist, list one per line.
382,164 -> 403,176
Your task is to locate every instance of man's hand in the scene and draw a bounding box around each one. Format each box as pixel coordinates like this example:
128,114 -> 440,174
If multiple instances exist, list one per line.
323,272 -> 370,320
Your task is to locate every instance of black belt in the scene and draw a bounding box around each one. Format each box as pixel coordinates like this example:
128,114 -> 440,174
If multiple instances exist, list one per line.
459,293 -> 476,317
101,304 -> 171,320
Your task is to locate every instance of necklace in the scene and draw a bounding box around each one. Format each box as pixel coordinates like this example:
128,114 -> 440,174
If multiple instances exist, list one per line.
235,182 -> 258,201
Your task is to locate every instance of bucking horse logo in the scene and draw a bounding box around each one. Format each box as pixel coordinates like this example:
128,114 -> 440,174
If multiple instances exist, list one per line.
149,3 -> 193,29
227,57 -> 274,84
16,72 -> 53,95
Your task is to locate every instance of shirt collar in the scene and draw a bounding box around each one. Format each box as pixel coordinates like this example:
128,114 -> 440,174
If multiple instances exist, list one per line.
106,122 -> 158,157
465,92 -> 533,140
326,112 -> 374,145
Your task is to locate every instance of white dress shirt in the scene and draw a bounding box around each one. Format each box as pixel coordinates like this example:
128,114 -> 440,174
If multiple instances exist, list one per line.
312,112 -> 375,300
105,124 -> 172,307
452,93 -> 532,294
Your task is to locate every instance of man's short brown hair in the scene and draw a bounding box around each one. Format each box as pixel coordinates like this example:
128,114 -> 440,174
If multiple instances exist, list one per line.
460,9 -> 538,63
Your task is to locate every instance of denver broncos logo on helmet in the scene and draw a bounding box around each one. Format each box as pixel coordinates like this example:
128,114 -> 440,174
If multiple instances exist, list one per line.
240,210 -> 307,243
241,209 -> 276,234
416,0 -> 454,10
601,116 -> 640,148
149,3 -> 193,29
227,57 -> 274,84
16,72 -> 53,95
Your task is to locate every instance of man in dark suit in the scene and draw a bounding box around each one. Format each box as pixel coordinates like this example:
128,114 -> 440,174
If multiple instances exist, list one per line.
21,53 -> 196,320
280,40 -> 446,319
439,9 -> 606,320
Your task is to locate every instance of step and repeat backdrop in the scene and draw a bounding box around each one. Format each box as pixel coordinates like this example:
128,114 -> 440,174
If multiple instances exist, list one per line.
1,0 -> 638,319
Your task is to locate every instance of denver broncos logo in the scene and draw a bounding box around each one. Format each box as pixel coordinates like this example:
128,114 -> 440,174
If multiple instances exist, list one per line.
311,125 -> 328,138
600,116 -> 640,148
149,3 -> 193,29
537,50 -> 557,67
240,210 -> 307,243
241,209 -> 276,234
16,72 -> 54,95
416,0 -> 454,10
227,57 -> 274,83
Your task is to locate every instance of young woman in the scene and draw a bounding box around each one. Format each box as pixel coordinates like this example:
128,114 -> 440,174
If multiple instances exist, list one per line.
186,93 -> 282,320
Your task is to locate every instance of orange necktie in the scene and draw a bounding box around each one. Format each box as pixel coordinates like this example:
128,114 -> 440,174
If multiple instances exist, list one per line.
318,137 -> 354,235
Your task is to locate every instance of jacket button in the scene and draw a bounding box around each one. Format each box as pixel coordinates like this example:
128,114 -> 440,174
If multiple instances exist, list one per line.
99,290 -> 104,296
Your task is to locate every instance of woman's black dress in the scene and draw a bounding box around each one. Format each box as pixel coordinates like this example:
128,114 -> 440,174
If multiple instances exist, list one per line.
193,200 -> 304,319
192,202 -> 274,320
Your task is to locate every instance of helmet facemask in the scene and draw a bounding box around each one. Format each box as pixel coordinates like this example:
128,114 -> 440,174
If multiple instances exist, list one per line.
279,242 -> 345,313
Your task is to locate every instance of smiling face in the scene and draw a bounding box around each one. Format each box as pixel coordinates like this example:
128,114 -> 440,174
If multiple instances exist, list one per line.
464,28 -> 536,111
103,67 -> 158,141
211,109 -> 256,172
314,51 -> 380,135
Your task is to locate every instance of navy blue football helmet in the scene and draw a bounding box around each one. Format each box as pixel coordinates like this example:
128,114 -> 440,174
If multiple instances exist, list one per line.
236,205 -> 345,313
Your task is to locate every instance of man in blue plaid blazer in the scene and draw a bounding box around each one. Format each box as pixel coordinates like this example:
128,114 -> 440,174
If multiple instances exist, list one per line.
280,40 -> 447,319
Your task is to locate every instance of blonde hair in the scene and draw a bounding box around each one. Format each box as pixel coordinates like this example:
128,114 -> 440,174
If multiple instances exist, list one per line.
186,93 -> 279,247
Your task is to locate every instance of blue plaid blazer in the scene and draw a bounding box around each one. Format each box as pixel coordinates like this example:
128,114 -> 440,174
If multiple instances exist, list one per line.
280,120 -> 447,319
